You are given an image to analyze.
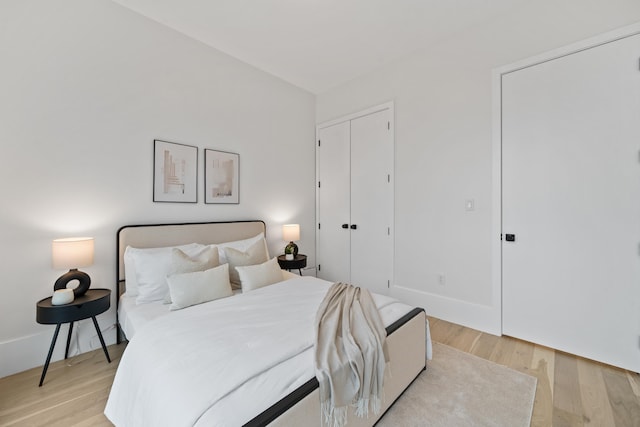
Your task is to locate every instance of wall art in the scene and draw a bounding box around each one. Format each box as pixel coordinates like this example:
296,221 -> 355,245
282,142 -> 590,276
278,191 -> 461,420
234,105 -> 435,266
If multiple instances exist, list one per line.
205,149 -> 239,204
153,139 -> 198,203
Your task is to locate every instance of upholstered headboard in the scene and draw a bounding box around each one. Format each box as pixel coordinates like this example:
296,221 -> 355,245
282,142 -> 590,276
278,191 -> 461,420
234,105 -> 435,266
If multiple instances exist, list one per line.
117,220 -> 266,289
115,220 -> 266,343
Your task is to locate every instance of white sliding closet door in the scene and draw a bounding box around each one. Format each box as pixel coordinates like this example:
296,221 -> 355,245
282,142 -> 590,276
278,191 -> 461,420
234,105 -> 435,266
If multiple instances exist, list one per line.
502,33 -> 640,372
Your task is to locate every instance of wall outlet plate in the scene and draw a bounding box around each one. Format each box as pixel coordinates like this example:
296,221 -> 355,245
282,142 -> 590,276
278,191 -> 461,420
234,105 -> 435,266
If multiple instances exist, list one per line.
465,199 -> 475,211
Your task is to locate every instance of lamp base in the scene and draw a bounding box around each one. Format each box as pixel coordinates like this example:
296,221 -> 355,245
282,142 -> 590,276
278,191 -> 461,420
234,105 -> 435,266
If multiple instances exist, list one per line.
284,242 -> 299,257
54,269 -> 91,297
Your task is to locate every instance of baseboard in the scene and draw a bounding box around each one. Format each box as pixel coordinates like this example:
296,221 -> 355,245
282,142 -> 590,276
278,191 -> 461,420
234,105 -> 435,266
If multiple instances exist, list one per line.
391,285 -> 501,336
0,331 -> 64,378
0,317 -> 117,379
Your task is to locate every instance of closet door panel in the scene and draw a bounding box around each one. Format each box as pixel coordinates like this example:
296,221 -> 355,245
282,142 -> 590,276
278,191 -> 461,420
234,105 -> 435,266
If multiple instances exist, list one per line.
317,121 -> 351,283
350,109 -> 393,294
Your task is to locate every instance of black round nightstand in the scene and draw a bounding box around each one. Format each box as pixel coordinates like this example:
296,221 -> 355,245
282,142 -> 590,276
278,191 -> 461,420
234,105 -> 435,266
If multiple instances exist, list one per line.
36,288 -> 111,386
277,254 -> 307,275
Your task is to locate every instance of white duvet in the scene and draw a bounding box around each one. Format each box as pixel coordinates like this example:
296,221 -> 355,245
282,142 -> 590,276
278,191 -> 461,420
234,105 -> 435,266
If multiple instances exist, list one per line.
105,276 -> 419,427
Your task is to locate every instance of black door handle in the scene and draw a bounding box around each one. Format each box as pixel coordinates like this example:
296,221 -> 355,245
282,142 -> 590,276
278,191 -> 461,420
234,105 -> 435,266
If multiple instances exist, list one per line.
350,224 -> 357,230
505,234 -> 516,242
341,224 -> 349,229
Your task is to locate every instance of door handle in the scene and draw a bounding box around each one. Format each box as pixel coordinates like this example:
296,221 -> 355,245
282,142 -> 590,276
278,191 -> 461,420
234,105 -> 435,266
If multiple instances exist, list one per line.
341,224 -> 349,229
505,234 -> 516,242
350,224 -> 358,230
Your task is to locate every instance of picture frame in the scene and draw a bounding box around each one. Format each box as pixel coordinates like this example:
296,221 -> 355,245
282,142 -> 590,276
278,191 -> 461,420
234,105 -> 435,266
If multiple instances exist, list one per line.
153,139 -> 198,203
205,149 -> 239,204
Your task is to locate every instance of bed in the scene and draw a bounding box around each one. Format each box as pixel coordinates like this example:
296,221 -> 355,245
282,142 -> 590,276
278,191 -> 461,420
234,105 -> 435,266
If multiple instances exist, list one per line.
106,220 -> 430,426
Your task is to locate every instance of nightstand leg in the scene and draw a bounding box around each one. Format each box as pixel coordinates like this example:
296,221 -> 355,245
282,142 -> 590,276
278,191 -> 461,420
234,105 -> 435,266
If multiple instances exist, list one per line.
39,324 -> 61,387
91,316 -> 111,363
298,269 -> 303,276
65,322 -> 74,359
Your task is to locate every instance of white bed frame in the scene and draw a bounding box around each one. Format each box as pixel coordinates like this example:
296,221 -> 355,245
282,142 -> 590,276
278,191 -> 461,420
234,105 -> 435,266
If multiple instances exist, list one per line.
116,220 -> 426,426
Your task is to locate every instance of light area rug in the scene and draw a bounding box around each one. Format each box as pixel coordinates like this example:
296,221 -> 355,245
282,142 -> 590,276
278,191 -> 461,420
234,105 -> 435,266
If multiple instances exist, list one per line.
376,342 -> 537,427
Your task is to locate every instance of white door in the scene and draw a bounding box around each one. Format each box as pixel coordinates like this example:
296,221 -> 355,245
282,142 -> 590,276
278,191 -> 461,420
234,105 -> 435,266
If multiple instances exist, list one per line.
350,109 -> 393,294
502,34 -> 640,372
316,105 -> 394,295
317,121 -> 351,283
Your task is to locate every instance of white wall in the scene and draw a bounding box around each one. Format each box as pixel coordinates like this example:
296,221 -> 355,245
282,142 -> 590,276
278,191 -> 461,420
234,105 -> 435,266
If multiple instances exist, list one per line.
317,0 -> 640,335
0,0 -> 315,378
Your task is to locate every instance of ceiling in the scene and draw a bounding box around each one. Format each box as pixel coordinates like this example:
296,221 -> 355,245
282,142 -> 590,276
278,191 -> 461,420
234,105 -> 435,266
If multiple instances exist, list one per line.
112,0 -> 529,94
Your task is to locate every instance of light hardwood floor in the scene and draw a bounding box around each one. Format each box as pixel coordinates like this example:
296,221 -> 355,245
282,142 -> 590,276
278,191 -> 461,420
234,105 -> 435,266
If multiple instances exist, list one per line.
1,317 -> 638,426
429,317 -> 640,427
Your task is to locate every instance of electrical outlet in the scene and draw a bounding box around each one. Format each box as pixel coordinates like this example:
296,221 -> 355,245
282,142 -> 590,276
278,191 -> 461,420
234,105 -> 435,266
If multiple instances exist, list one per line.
438,273 -> 446,286
465,199 -> 475,211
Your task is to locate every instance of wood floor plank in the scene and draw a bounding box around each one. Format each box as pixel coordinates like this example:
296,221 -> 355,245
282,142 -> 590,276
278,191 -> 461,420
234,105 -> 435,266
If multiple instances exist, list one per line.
444,324 -> 481,353
576,358 -> 616,426
508,339 -> 535,375
627,371 -> 640,399
469,332 -> 500,360
440,323 -> 468,348
426,316 -> 453,343
553,351 -> 585,427
532,345 -> 556,400
71,414 -> 113,427
529,345 -> 554,427
601,365 -> 640,427
489,334 -> 518,366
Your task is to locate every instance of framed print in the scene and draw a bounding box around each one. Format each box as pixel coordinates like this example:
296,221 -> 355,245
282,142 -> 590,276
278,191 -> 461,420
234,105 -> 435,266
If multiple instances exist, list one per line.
153,139 -> 198,203
205,149 -> 239,204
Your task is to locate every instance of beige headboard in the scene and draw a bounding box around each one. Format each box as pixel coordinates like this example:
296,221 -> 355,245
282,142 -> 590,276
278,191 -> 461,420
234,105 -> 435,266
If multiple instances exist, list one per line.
115,220 -> 265,343
117,220 -> 266,284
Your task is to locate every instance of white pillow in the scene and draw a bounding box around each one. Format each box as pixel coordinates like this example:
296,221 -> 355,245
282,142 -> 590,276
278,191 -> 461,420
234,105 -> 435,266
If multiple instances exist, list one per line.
217,233 -> 269,265
124,243 -> 203,298
166,264 -> 232,311
236,257 -> 284,292
223,238 -> 270,289
163,246 -> 220,303
134,244 -> 214,305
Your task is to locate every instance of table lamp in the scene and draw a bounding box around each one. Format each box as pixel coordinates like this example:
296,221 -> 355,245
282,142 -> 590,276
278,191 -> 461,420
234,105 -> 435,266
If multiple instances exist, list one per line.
52,237 -> 94,297
282,224 -> 300,260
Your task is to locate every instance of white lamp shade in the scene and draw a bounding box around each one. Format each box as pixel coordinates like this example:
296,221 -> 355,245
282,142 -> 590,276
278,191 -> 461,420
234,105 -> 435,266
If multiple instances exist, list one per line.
52,237 -> 94,270
282,224 -> 300,242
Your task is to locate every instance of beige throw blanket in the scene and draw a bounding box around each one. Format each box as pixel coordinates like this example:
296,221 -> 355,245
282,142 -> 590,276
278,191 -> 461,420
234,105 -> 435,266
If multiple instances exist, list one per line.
314,282 -> 389,427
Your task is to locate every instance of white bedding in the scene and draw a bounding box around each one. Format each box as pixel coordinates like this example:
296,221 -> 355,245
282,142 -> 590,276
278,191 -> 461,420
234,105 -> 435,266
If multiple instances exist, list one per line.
118,272 -> 298,341
118,294 -> 167,340
106,276 -> 429,427
118,290 -> 242,340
